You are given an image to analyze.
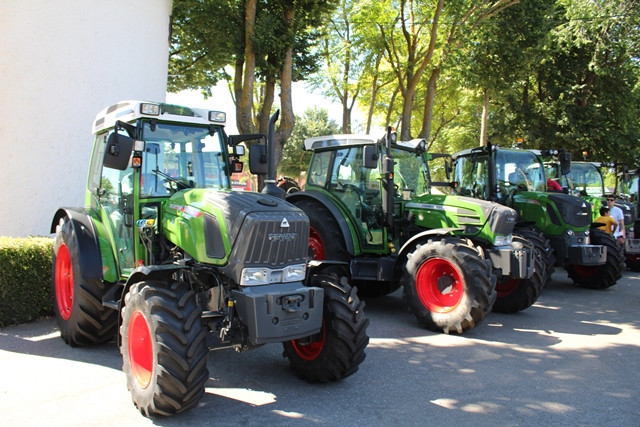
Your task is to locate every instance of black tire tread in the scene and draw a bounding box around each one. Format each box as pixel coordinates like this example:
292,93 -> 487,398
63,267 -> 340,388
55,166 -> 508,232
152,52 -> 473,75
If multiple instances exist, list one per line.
121,280 -> 209,417
402,237 -> 496,334
52,217 -> 117,346
283,271 -> 369,383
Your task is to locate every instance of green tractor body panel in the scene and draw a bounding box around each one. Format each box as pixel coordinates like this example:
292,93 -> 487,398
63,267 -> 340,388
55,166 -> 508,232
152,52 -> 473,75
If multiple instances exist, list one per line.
406,193 -> 516,247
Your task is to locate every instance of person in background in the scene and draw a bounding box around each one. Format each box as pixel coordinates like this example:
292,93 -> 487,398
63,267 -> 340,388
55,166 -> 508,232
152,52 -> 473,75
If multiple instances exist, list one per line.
547,178 -> 562,191
606,195 -> 625,244
594,206 -> 617,234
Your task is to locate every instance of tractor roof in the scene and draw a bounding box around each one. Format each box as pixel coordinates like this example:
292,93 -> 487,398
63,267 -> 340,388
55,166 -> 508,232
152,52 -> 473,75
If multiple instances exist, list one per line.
92,100 -> 226,134
304,134 -> 427,152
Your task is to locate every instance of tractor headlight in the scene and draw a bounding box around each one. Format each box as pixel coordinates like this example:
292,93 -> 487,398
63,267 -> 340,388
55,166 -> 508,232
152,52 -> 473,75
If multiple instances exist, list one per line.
284,264 -> 306,282
494,234 -> 513,246
241,264 -> 306,286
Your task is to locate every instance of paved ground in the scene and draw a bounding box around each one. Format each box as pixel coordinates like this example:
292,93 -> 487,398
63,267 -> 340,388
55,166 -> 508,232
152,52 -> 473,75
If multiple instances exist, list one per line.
1,269 -> 639,426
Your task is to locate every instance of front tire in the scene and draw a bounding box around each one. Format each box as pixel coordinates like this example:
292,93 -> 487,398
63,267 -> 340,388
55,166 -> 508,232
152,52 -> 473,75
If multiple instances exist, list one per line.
567,229 -> 624,289
283,269 -> 369,382
514,224 -> 555,286
493,235 -> 544,313
121,280 -> 209,417
52,216 -> 117,346
402,237 -> 496,334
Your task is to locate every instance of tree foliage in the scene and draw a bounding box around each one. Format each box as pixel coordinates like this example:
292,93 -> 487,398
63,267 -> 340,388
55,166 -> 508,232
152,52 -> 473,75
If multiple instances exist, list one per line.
279,107 -> 341,177
170,0 -> 640,170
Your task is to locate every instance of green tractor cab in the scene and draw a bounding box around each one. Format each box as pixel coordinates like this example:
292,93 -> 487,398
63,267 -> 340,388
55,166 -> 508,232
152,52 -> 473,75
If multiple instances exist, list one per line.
278,130 -> 537,334
50,101 -> 368,417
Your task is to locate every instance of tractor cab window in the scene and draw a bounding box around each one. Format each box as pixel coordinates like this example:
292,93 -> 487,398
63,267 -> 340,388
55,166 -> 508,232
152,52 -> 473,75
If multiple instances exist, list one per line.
495,150 -> 546,196
139,122 -> 229,197
453,154 -> 489,200
390,147 -> 429,198
563,162 -> 604,197
96,130 -> 136,271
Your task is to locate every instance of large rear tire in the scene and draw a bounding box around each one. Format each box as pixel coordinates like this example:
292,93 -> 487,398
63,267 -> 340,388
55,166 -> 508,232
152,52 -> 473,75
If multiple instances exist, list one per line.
493,235 -> 544,313
283,269 -> 369,382
567,229 -> 624,289
52,216 -> 117,346
402,237 -> 496,334
293,198 -> 399,298
121,280 -> 209,417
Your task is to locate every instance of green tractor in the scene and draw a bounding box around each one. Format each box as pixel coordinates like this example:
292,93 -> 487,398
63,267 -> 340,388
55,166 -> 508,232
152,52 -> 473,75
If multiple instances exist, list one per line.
275,130 -> 537,334
545,159 -> 640,272
450,143 -> 624,289
50,101 -> 368,417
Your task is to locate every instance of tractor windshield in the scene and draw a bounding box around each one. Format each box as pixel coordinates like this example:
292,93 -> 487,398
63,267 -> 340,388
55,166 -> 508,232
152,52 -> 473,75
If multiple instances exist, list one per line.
495,149 -> 546,193
390,147 -> 429,197
561,162 -> 604,197
139,122 -> 229,197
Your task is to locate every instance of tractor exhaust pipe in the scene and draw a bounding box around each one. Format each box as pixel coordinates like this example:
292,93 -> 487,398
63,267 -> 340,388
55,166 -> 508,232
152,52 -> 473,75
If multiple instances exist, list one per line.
262,110 -> 285,199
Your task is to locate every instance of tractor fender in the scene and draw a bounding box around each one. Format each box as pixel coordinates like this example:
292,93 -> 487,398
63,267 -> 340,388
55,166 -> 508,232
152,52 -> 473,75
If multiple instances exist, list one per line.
51,207 -> 103,283
397,227 -> 463,260
116,264 -> 188,346
121,264 -> 187,299
286,192 -> 356,255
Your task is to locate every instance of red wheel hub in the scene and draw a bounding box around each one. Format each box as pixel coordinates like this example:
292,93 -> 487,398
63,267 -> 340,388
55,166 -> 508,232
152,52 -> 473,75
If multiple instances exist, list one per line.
128,311 -> 153,388
572,264 -> 598,278
290,322 -> 326,361
308,226 -> 325,260
416,258 -> 464,313
54,243 -> 74,320
496,278 -> 520,298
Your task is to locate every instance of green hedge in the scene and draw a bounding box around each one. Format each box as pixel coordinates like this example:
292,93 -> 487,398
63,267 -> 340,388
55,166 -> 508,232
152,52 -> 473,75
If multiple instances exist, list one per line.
0,237 -> 54,327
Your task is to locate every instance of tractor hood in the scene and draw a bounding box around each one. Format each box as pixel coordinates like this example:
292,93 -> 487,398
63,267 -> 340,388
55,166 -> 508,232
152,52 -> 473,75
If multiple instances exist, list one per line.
162,189 -> 310,281
406,194 -> 517,245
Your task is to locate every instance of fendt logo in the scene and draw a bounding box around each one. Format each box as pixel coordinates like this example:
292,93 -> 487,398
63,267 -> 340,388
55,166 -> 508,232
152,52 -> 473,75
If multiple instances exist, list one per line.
281,218 -> 290,228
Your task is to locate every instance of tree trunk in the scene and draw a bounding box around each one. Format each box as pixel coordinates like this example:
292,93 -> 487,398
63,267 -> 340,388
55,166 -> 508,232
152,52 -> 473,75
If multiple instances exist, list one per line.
237,0 -> 257,134
273,6 -> 296,178
418,67 -> 440,140
258,76 -> 275,134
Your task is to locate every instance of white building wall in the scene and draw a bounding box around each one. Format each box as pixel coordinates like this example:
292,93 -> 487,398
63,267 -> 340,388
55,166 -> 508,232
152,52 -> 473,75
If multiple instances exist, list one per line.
0,0 -> 172,237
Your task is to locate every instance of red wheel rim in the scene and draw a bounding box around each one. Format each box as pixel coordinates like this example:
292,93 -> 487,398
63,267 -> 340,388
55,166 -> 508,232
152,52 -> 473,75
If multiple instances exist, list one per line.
308,226 -> 325,260
416,258 -> 464,313
496,278 -> 519,298
54,243 -> 74,320
572,265 -> 598,278
290,322 -> 326,361
128,311 -> 153,388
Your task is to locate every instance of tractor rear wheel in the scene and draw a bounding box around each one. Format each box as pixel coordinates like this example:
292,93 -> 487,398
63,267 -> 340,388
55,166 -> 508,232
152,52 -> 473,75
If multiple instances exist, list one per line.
402,237 -> 496,334
121,280 -> 209,417
294,198 -> 399,297
567,229 -> 624,289
626,253 -> 640,272
493,235 -> 544,313
52,216 -> 117,346
283,268 -> 369,382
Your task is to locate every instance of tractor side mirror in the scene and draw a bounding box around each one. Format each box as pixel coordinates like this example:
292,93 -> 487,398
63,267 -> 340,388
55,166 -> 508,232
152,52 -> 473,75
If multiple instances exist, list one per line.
559,151 -> 571,176
249,143 -> 267,175
104,133 -> 135,170
444,160 -> 451,180
363,145 -> 379,169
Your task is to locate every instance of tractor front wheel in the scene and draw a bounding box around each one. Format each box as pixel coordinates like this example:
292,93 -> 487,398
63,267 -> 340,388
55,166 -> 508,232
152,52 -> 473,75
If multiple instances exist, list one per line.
402,237 -> 496,334
283,269 -> 369,382
52,216 -> 117,346
493,235 -> 544,313
121,280 -> 209,417
567,229 -> 624,289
